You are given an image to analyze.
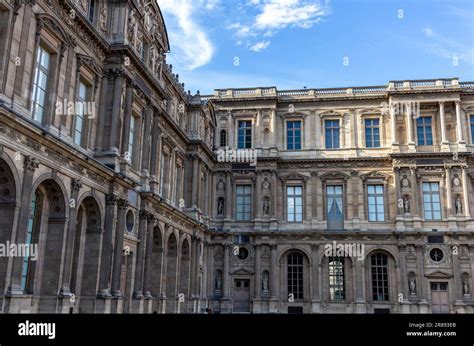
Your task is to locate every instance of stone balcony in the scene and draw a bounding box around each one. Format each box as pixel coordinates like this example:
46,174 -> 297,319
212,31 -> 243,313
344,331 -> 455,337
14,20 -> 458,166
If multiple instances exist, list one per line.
207,78 -> 474,101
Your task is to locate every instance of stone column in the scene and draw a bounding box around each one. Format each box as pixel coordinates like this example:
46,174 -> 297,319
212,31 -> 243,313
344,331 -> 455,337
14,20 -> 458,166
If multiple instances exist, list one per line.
143,215 -> 155,297
194,238 -> 202,299
60,179 -> 83,296
207,244 -> 214,297
462,167 -> 471,217
190,236 -> 198,298
455,101 -> 466,150
394,168 -> 402,216
398,245 -> 409,301
310,244 -> 320,311
111,199 -> 128,296
109,70 -> 123,153
390,103 -> 399,151
354,257 -> 366,311
225,172 -> 232,219
254,245 -> 261,299
192,157 -> 199,208
255,172 -> 261,219
439,101 -> 449,150
120,80 -> 133,158
149,112 -> 161,189
133,211 -> 148,298
415,245 -> 428,306
141,105 -> 153,174
410,168 -> 419,217
97,194 -> 116,296
95,73 -> 109,151
270,244 -> 277,299
446,167 -> 453,216
406,102 -> 415,151
223,243 -> 231,299
7,156 -> 39,294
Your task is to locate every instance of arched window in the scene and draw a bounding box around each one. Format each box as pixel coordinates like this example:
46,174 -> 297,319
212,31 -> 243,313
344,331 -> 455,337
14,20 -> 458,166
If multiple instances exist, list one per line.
287,252 -> 304,300
21,191 -> 39,292
88,0 -> 96,22
328,257 -> 345,301
220,130 -> 227,147
371,253 -> 389,301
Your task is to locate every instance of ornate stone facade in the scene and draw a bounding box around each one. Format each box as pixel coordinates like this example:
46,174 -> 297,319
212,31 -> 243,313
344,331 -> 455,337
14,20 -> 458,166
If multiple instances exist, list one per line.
0,0 -> 473,314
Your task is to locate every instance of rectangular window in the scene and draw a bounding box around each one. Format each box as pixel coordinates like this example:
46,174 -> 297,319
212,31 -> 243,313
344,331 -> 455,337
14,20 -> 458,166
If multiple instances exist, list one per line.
325,119 -> 340,149
371,254 -> 389,301
423,182 -> 441,220
368,185 -> 385,221
365,118 -> 380,148
128,116 -> 136,162
416,117 -> 433,145
327,185 -> 344,230
73,82 -> 87,146
287,253 -> 304,300
287,121 -> 302,150
88,0 -> 95,22
31,46 -> 50,123
237,121 -> 252,149
21,193 -> 37,291
329,257 -> 345,301
470,115 -> 474,144
287,186 -> 303,222
236,185 -> 252,221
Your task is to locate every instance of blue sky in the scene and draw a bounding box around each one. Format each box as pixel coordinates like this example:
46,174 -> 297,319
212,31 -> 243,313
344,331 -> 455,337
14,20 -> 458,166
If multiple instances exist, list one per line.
158,0 -> 474,95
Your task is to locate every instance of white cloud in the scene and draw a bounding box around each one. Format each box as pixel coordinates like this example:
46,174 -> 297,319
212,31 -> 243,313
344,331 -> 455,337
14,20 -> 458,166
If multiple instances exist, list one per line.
255,0 -> 329,30
229,0 -> 330,51
158,0 -> 215,70
422,27 -> 433,37
250,40 -> 271,52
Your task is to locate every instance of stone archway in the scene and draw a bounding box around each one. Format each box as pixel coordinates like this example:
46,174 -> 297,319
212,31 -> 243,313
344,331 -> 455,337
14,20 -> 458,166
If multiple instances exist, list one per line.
0,158 -> 18,309
165,232 -> 178,313
70,196 -> 102,313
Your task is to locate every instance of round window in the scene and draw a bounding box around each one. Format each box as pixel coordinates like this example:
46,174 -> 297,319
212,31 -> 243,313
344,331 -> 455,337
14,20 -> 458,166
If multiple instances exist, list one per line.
429,248 -> 444,262
126,210 -> 134,233
236,247 -> 249,260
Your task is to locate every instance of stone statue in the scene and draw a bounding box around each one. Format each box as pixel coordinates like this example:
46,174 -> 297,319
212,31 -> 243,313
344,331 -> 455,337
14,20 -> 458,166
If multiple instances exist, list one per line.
217,198 -> 224,216
463,278 -> 470,295
99,2 -> 108,32
216,272 -> 222,291
409,278 -> 416,295
262,198 -> 270,216
455,198 -> 463,214
262,272 -> 269,292
127,9 -> 137,45
403,197 -> 410,214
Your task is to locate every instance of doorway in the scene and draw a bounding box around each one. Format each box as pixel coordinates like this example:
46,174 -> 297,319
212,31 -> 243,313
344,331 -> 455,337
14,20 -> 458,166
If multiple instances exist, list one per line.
430,282 -> 449,313
233,279 -> 250,313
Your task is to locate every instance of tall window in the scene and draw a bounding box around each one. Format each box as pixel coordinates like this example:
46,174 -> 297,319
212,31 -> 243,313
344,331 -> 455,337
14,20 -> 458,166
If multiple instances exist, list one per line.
128,116 -> 136,163
287,186 -> 303,222
21,192 -> 38,292
88,0 -> 96,22
220,130 -> 227,147
328,257 -> 345,301
236,185 -> 252,221
287,121 -> 302,150
160,154 -> 170,198
326,185 -> 343,230
365,119 -> 380,148
73,82 -> 87,146
416,117 -> 433,145
470,115 -> 474,144
325,120 -> 340,149
371,253 -> 389,301
423,182 -> 441,220
237,121 -> 252,149
287,252 -> 303,300
368,185 -> 385,221
31,46 -> 50,123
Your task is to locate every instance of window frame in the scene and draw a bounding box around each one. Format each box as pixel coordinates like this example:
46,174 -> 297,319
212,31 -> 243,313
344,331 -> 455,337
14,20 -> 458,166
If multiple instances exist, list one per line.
286,120 -> 302,150
287,252 -> 304,301
324,119 -> 340,149
367,184 -> 385,222
31,45 -> 51,123
220,129 -> 227,147
364,118 -> 381,148
371,253 -> 390,302
416,116 -> 434,146
422,181 -> 442,220
237,120 -> 253,149
328,257 -> 346,301
286,185 -> 303,223
235,184 -> 252,221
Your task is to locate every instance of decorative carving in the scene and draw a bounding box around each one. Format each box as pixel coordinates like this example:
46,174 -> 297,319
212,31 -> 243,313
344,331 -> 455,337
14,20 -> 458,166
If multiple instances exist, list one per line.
455,197 -> 463,215
24,156 -> 39,173
217,197 -> 224,216
262,197 -> 270,216
117,199 -> 128,209
409,278 -> 416,295
71,179 -> 83,192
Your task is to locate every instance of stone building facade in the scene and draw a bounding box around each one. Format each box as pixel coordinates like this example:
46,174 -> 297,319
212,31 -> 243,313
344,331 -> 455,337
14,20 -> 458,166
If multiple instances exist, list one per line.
0,0 -> 473,314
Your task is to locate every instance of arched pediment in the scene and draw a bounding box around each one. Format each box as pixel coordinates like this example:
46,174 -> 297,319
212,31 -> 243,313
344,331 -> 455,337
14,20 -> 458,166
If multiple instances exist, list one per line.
36,13 -> 74,48
319,172 -> 350,181
280,172 -> 309,182
360,171 -> 391,181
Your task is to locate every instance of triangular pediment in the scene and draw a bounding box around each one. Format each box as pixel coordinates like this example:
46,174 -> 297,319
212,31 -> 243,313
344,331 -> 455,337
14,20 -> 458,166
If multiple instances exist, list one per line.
424,269 -> 453,278
280,173 -> 308,181
230,267 -> 255,275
